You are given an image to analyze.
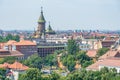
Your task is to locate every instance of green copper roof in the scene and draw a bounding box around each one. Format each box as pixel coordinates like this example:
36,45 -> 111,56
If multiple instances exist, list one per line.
38,7 -> 46,23
47,22 -> 52,31
46,22 -> 54,32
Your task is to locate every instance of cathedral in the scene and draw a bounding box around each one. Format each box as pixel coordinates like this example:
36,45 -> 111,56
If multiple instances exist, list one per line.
33,7 -> 55,40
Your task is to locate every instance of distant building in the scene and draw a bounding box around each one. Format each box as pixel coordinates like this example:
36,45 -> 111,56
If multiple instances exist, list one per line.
0,61 -> 29,80
37,43 -> 65,57
3,40 -> 37,59
86,50 -> 120,73
0,49 -> 24,60
101,36 -> 120,48
31,7 -> 65,57
33,7 -> 55,41
46,22 -> 55,35
33,7 -> 46,39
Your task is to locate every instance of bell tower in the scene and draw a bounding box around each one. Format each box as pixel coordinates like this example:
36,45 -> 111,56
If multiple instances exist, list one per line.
35,7 -> 46,39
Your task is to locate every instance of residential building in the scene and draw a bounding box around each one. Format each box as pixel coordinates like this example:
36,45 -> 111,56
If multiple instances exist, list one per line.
3,40 -> 37,59
86,50 -> 120,73
0,61 -> 29,80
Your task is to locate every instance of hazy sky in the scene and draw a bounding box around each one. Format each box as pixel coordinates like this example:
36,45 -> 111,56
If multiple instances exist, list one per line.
0,0 -> 120,30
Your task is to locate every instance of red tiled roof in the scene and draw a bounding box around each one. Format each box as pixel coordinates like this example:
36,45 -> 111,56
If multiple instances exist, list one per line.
6,40 -> 17,45
86,50 -> 97,58
0,63 -> 10,68
14,40 -> 36,46
0,61 -> 29,70
9,61 -> 29,70
87,58 -> 120,70
99,50 -> 120,60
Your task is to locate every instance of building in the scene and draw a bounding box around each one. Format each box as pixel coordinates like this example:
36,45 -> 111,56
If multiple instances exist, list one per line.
46,22 -> 55,35
33,7 -> 46,39
37,43 -> 65,57
0,61 -> 29,80
0,49 -> 24,60
3,40 -> 37,59
86,50 -> 120,73
32,7 -> 65,57
101,36 -> 120,48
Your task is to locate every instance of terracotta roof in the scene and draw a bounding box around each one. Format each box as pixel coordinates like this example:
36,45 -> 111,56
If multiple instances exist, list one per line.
86,50 -> 97,58
9,61 -> 29,70
99,50 -> 120,60
14,40 -> 36,46
0,61 -> 29,70
6,40 -> 17,45
104,37 -> 119,41
87,60 -> 100,70
87,58 -> 120,70
0,62 -> 10,68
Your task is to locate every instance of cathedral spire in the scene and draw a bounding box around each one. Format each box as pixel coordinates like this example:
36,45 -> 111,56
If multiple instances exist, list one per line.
38,7 -> 46,23
48,21 -> 52,31
46,21 -> 55,35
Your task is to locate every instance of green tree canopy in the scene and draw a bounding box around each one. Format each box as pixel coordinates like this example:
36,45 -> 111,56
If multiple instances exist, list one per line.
61,54 -> 76,72
19,68 -> 41,80
67,39 -> 79,55
0,56 -> 17,64
0,68 -> 6,80
23,54 -> 43,69
44,53 -> 57,66
0,34 -> 20,42
97,48 -> 109,57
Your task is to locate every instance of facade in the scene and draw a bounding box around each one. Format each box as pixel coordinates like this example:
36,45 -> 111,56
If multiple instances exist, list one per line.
79,43 -> 90,51
0,49 -> 24,60
37,43 -> 65,57
3,40 -> 37,59
14,40 -> 37,59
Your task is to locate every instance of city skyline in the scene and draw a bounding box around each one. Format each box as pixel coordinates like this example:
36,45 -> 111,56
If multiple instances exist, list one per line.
0,0 -> 120,30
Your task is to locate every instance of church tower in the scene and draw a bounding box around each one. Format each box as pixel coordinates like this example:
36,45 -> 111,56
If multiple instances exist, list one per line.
34,7 -> 46,39
46,22 -> 55,35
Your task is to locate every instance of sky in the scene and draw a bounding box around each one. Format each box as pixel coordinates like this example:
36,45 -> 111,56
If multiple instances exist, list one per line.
0,0 -> 120,31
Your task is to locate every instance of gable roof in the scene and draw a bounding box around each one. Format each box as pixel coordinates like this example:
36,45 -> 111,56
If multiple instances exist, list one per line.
9,61 -> 29,70
99,50 -> 120,60
87,58 -> 120,71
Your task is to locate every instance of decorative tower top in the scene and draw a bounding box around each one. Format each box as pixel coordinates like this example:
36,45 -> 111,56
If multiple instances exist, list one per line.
47,22 -> 52,31
38,7 -> 46,23
46,21 -> 55,34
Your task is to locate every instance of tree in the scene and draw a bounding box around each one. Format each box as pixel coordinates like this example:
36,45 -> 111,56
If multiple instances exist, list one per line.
61,54 -> 76,72
0,34 -> 20,42
13,35 -> 20,42
97,48 -> 109,57
6,34 -> 13,41
23,54 -> 43,69
0,68 -> 6,80
50,72 -> 60,80
67,39 -> 79,55
19,68 -> 41,80
76,51 -> 93,67
44,53 -> 57,67
0,56 -> 17,64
